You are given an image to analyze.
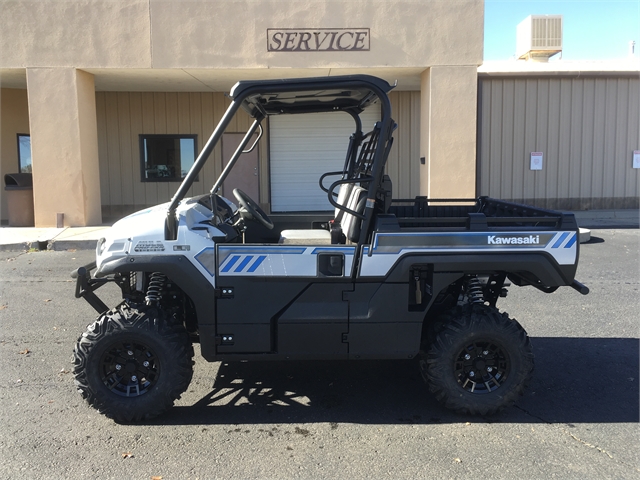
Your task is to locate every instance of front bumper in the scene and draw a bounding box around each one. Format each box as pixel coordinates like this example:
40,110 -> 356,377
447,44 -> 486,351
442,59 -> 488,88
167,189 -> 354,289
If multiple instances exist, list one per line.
72,262 -> 110,314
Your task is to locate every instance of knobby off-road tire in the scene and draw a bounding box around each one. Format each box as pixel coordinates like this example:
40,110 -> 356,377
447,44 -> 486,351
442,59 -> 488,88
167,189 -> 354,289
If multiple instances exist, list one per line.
419,304 -> 534,416
73,305 -> 194,423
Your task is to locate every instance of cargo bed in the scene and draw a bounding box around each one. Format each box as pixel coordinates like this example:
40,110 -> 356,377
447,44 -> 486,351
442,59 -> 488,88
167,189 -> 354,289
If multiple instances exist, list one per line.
388,196 -> 578,231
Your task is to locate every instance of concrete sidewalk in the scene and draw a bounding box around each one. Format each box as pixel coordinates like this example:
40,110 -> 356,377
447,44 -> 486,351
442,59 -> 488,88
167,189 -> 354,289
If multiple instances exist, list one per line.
0,209 -> 637,252
0,226 -> 111,252
571,209 -> 639,229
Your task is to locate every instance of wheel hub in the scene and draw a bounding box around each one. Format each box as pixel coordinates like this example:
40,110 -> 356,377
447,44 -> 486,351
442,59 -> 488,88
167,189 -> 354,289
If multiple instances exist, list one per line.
455,340 -> 509,394
100,341 -> 159,397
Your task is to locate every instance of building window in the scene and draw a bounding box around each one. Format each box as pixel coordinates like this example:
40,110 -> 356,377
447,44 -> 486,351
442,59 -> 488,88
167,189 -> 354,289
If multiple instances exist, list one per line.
140,134 -> 197,182
17,134 -> 32,173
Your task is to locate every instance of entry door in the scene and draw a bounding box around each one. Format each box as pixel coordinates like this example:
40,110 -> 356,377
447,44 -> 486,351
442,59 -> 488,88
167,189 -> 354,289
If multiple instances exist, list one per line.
221,133 -> 259,200
215,245 -> 356,356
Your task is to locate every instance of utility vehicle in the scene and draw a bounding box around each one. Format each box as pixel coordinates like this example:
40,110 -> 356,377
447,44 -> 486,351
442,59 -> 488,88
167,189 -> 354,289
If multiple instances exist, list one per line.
73,75 -> 588,422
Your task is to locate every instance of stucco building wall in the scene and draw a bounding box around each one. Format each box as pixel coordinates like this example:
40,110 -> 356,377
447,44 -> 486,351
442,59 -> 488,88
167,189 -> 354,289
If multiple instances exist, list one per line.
1,0 -> 484,225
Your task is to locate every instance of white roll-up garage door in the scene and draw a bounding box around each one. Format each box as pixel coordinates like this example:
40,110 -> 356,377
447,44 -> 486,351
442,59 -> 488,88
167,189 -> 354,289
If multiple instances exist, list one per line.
269,105 -> 381,212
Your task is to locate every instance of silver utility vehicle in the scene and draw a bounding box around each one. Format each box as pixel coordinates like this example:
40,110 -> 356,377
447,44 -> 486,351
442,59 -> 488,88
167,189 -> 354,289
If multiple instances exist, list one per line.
73,75 -> 589,422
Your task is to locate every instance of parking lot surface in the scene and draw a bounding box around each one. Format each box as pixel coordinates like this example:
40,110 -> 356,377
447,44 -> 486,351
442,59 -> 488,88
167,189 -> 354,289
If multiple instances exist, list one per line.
0,229 -> 638,479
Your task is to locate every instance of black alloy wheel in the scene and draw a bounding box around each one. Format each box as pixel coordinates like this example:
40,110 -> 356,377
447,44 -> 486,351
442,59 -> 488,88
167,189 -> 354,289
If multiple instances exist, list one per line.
100,339 -> 160,397
454,339 -> 509,394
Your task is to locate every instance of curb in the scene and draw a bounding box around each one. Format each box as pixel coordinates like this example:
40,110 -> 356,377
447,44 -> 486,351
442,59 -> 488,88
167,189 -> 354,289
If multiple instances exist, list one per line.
0,242 -> 30,252
0,240 -> 51,252
577,222 -> 639,229
0,239 -> 99,252
48,240 -> 98,251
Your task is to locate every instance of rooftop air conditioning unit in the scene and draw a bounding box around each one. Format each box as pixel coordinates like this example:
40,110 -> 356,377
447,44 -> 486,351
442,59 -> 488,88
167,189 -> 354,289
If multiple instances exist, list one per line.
517,15 -> 563,61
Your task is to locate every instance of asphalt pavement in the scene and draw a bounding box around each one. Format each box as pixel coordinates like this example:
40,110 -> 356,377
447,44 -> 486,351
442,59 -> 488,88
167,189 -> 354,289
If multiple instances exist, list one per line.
0,229 -> 638,479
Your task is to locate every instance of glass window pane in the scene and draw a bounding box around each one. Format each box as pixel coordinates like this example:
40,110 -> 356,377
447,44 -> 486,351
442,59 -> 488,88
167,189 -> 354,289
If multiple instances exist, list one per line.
180,138 -> 195,177
18,135 -> 32,173
140,135 -> 197,182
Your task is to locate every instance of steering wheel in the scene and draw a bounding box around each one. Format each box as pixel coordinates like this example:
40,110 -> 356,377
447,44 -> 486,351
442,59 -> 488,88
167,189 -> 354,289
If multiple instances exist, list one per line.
233,188 -> 274,230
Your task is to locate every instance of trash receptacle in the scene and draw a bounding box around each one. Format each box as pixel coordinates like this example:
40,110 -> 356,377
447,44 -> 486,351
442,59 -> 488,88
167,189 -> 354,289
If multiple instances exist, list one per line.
4,173 -> 35,227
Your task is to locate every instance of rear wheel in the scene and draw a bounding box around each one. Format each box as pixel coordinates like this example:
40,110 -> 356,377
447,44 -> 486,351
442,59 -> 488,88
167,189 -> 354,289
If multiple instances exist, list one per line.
73,305 -> 194,423
419,304 -> 533,415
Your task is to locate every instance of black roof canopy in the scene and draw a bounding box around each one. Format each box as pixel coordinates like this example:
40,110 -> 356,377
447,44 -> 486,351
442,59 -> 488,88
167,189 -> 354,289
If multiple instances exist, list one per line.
229,74 -> 395,117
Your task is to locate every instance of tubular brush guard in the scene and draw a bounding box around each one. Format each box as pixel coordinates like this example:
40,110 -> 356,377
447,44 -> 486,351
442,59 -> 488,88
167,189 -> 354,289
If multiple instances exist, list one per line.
72,262 -> 110,314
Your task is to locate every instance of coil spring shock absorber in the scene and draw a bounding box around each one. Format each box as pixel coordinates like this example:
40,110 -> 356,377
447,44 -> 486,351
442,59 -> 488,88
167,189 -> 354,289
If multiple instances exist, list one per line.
464,275 -> 485,304
145,272 -> 167,305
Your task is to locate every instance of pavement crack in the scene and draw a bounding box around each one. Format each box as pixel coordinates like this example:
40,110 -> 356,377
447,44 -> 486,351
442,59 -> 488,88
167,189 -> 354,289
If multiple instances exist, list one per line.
515,406 -> 615,461
561,427 -> 613,459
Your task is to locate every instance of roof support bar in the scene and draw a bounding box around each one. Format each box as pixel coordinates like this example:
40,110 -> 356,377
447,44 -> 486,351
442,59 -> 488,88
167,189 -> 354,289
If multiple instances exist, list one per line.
211,119 -> 263,195
165,98 -> 244,240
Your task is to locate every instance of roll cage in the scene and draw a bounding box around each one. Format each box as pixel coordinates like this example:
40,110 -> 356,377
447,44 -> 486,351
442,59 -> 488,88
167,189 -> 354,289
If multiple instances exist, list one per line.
164,75 -> 397,246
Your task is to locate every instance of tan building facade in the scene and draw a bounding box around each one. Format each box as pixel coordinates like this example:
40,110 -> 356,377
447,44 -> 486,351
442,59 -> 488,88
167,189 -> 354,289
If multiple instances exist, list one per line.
5,2 -> 636,226
0,0 -> 484,226
478,62 -> 640,210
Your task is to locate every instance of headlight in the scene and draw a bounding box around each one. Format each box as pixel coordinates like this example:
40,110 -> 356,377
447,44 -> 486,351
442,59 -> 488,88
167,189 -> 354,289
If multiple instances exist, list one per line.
96,237 -> 106,256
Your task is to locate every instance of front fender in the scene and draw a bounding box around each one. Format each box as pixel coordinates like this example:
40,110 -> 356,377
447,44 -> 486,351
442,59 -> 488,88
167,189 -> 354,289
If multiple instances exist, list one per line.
98,255 -> 216,327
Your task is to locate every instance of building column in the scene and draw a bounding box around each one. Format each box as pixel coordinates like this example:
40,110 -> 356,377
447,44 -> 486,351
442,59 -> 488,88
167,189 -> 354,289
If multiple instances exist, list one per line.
419,66 -> 478,198
26,68 -> 102,227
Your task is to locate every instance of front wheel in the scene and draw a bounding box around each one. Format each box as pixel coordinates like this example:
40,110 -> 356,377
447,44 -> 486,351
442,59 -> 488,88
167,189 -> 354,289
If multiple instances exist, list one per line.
419,304 -> 534,416
73,305 -> 194,423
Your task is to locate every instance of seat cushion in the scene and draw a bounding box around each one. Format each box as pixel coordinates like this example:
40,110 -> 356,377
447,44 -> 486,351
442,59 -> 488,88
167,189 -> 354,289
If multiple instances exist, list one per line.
341,186 -> 366,242
279,229 -> 332,245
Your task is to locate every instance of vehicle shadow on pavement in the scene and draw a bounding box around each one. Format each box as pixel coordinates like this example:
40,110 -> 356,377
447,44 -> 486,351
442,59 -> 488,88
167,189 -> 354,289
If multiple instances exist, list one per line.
159,337 -> 638,425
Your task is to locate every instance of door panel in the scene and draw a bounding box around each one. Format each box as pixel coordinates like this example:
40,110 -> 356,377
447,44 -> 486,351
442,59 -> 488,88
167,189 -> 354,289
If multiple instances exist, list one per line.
278,324 -> 348,357
277,283 -> 349,356
215,244 -> 354,356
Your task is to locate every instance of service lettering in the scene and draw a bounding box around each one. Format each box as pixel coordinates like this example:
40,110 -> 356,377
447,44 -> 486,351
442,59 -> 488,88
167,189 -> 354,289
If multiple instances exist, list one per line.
267,28 -> 370,52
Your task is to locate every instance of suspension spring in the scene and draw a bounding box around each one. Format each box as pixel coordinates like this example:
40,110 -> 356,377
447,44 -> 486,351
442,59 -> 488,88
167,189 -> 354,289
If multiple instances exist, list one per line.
465,276 -> 485,304
145,272 -> 167,305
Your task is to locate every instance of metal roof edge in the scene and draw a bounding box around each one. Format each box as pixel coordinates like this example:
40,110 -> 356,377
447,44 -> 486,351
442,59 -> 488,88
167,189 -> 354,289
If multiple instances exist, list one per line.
478,60 -> 640,78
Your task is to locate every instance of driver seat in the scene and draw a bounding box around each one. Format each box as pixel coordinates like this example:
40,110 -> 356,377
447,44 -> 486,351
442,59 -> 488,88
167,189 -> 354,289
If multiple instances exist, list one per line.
279,185 -> 365,245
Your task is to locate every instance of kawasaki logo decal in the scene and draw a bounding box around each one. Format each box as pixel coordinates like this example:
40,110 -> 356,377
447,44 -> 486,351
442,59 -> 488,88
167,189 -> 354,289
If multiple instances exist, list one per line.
488,235 -> 540,245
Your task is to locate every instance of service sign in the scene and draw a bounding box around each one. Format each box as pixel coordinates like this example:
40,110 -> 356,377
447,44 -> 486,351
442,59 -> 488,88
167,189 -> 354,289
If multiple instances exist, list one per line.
267,28 -> 370,52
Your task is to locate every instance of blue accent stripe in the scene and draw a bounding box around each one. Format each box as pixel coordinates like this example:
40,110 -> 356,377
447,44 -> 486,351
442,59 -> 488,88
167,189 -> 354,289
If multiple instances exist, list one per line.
564,233 -> 577,249
221,255 -> 240,273
234,256 -> 254,272
247,255 -> 267,272
552,232 -> 570,248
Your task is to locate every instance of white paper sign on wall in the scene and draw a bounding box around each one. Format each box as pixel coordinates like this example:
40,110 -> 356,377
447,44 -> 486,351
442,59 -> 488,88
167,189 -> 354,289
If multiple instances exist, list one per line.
633,150 -> 640,169
530,152 -> 543,171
